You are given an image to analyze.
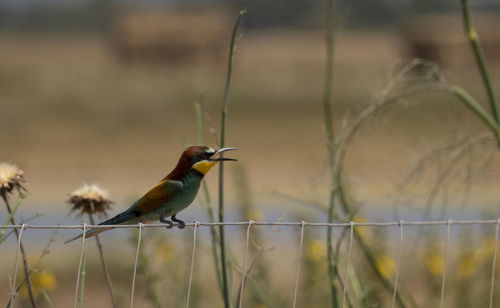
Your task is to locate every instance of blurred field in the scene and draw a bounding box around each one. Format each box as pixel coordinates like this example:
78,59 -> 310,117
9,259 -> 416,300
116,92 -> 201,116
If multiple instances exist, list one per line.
1,30 -> 499,209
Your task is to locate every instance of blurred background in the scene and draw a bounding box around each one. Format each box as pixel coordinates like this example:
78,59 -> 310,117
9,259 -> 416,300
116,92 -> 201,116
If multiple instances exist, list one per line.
1,0 -> 500,307
1,0 -> 500,210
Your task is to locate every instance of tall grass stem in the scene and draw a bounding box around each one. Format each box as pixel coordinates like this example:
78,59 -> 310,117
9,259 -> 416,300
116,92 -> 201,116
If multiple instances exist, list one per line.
322,0 -> 340,306
218,9 -> 246,308
77,239 -> 87,308
195,101 -> 225,296
460,0 -> 499,123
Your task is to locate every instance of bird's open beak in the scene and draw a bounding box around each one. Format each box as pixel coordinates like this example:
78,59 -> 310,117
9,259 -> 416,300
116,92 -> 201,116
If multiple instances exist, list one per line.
210,147 -> 238,161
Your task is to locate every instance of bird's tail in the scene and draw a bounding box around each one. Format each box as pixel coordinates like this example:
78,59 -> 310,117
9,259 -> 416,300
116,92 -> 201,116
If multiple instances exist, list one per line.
64,211 -> 137,244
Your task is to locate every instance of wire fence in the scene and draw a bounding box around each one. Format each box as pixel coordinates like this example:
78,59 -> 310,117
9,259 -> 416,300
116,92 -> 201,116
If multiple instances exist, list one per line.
3,218 -> 500,308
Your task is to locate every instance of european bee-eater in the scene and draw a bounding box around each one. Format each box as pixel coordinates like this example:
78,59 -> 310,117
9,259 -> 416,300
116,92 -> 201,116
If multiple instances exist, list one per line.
65,146 -> 237,243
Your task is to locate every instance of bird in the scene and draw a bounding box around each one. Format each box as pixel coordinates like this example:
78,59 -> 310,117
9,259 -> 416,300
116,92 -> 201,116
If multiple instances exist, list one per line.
65,145 -> 237,243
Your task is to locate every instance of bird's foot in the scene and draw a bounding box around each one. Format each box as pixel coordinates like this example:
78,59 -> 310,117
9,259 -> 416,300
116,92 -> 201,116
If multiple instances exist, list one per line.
160,215 -> 174,229
171,215 -> 185,229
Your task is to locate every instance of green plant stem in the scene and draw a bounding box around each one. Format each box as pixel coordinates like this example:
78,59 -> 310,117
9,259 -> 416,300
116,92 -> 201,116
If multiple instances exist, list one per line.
203,182 -> 225,292
450,86 -> 500,143
335,179 -> 407,307
1,193 -> 38,308
322,0 -> 339,307
1,213 -> 42,243
195,101 -> 203,145
78,239 -> 87,308
460,0 -> 499,123
352,227 -> 407,307
0,197 -> 22,243
88,214 -> 116,308
195,101 -> 225,297
218,9 -> 245,308
40,289 -> 54,308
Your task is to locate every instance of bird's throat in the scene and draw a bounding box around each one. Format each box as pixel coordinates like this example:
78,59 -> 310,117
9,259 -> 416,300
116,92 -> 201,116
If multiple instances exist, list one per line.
192,160 -> 217,175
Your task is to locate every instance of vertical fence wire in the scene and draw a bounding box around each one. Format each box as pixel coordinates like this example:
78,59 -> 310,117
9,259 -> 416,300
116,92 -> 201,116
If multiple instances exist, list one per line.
238,220 -> 253,308
186,221 -> 200,308
2,219 -> 500,307
292,221 -> 305,308
489,218 -> 500,308
130,223 -> 143,308
9,223 -> 25,308
342,222 -> 354,308
392,220 -> 404,308
439,220 -> 452,308
73,224 -> 87,308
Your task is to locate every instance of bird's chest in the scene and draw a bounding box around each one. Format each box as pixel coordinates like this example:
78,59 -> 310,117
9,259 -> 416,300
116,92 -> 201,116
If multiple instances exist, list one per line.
168,174 -> 202,213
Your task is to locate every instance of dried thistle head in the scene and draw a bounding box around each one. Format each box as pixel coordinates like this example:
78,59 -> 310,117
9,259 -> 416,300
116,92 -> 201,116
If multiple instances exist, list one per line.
0,163 -> 27,198
67,184 -> 113,217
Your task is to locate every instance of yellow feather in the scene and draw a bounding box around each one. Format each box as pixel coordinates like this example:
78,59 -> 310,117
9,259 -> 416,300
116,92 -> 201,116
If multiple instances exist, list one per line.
193,160 -> 217,175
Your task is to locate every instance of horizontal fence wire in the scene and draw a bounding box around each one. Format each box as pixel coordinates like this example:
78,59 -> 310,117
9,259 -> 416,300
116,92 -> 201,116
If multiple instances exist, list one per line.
1,218 -> 499,230
3,218 -> 499,308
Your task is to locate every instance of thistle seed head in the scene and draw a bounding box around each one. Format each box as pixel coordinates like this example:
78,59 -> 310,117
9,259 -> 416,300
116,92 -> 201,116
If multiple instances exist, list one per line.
0,163 -> 27,198
67,184 -> 113,217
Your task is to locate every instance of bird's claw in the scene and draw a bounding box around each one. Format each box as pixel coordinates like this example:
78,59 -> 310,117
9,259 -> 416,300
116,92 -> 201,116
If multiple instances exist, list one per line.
163,220 -> 174,229
160,215 -> 174,229
171,215 -> 186,229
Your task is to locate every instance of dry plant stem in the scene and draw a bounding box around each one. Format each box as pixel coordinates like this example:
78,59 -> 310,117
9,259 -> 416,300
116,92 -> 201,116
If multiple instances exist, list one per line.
242,268 -> 275,307
6,229 -> 58,308
1,193 -> 38,308
218,9 -> 245,308
460,0 -> 499,122
88,214 -> 116,308
334,85 -> 500,191
322,0 -> 339,306
330,82 -> 500,307
329,72 -> 500,307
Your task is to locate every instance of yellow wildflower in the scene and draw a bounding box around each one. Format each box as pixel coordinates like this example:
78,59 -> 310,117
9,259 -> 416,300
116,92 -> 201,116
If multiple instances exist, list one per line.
375,254 -> 396,279
245,209 -> 264,221
425,251 -> 444,277
155,241 -> 174,262
306,239 -> 326,262
476,237 -> 497,263
352,216 -> 366,223
21,270 -> 56,298
353,216 -> 372,241
458,251 -> 477,279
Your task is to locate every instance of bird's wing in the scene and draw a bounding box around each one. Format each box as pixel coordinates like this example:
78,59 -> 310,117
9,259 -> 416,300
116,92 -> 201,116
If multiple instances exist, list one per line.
132,179 -> 184,213
65,180 -> 184,244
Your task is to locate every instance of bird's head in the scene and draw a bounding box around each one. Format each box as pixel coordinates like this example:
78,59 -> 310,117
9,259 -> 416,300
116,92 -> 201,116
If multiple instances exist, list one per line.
184,146 -> 237,176
166,146 -> 237,180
